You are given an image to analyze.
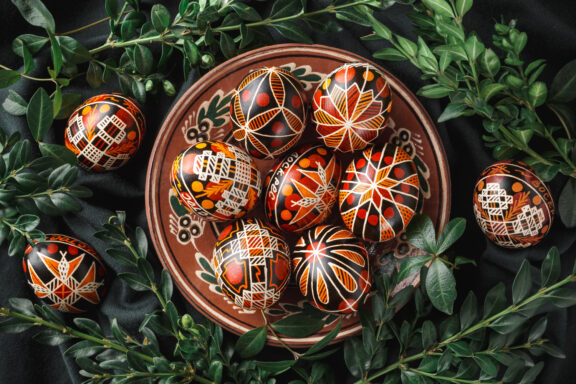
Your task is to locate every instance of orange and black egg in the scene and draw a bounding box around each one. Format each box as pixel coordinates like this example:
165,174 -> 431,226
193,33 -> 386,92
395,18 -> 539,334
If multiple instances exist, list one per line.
229,67 -> 307,159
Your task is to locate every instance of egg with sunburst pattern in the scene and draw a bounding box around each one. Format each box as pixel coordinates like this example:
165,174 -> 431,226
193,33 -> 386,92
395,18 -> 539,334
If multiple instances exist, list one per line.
292,225 -> 371,313
230,67 -> 307,159
22,234 -> 107,313
264,145 -> 341,233
312,62 -> 392,152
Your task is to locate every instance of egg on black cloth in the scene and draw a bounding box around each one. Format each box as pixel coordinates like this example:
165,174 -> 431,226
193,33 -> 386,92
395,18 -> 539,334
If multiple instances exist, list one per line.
213,218 -> 291,310
229,67 -> 307,159
65,93 -> 145,171
170,140 -> 262,222
312,62 -> 392,153
473,160 -> 554,248
339,142 -> 420,242
22,234 -> 107,313
264,145 -> 341,233
292,225 -> 371,313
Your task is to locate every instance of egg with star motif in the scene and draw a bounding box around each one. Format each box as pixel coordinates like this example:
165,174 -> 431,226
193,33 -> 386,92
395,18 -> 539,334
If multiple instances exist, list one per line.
213,218 -> 291,310
312,62 -> 392,152
22,234 -> 107,313
65,93 -> 145,171
264,145 -> 341,233
339,142 -> 420,242
230,67 -> 307,159
473,160 -> 554,248
170,140 -> 262,222
292,225 -> 371,313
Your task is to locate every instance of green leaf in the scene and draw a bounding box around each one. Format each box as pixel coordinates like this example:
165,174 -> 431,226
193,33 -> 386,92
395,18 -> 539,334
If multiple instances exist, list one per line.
33,329 -> 72,346
483,282 -> 506,318
105,0 -> 119,18
512,259 -> 532,304
373,48 -> 407,61
254,360 -> 295,375
396,36 -> 418,58
137,258 -> 155,284
480,49 -> 501,77
422,0 -> 454,17
480,83 -> 507,102
118,272 -> 150,291
270,0 -> 301,19
541,247 -> 560,287
271,314 -> 324,337
528,317 -> 547,343
126,350 -> 148,372
304,317 -> 342,356
490,313 -> 526,334
151,4 -> 171,32
132,80 -> 146,104
447,340 -> 472,356
38,142 -> 77,166
134,226 -> 148,259
434,44 -> 467,61
398,255 -> 432,282
528,81 -> 547,107
235,326 -> 267,358
219,32 -> 235,59
48,31 -> 62,77
474,355 -> 498,378
550,59 -> 576,103
73,318 -> 103,337
0,319 -> 34,333
8,298 -> 36,317
438,102 -> 467,122
56,36 -> 91,64
548,287 -> 576,307
51,192 -> 82,212
0,70 -> 21,88
160,269 -> 173,302
86,61 -> 103,89
519,361 -> 544,384
12,34 -> 47,57
344,337 -> 369,378
559,178 -> 576,228
273,22 -> 312,44
459,291 -> 478,330
421,320 -> 437,349
3,90 -> 28,115
425,259 -> 456,315
406,214 -> 437,253
368,13 -> 392,40
15,214 -> 40,232
133,45 -> 154,75
183,40 -> 200,65
418,84 -> 453,99
27,87 -> 53,142
335,6 -> 372,27
455,0 -> 473,17
11,0 -> 55,31
64,340 -> 103,358
465,35 -> 485,62
230,3 -> 262,21
436,218 -> 466,254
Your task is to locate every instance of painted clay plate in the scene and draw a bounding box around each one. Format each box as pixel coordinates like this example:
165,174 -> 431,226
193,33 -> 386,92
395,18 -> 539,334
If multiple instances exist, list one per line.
145,44 -> 451,348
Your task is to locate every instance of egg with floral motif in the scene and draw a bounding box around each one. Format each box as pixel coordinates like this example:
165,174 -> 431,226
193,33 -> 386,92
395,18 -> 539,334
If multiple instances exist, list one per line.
293,225 -> 371,313
170,140 -> 262,222
22,234 -> 107,313
339,143 -> 420,242
65,93 -> 145,171
473,160 -> 554,248
264,145 -> 341,233
230,67 -> 307,159
312,62 -> 392,152
213,218 -> 291,310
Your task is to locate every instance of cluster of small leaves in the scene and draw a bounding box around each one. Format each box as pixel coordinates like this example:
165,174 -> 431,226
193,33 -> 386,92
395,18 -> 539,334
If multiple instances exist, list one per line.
360,0 -> 576,226
0,125 -> 90,257
343,223 -> 575,384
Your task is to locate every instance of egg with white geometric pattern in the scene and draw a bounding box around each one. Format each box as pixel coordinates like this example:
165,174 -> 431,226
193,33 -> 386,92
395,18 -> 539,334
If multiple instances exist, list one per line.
473,160 -> 554,248
22,234 -> 107,313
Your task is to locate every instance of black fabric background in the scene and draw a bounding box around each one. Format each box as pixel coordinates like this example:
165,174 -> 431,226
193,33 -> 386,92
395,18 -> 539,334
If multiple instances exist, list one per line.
1,1 -> 575,383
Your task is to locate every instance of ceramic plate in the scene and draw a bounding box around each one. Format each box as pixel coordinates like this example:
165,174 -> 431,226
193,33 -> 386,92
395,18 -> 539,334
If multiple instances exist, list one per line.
145,44 -> 451,348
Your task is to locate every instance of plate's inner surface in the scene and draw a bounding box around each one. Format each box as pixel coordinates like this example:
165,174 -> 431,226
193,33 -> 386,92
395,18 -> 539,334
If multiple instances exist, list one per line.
146,44 -> 450,347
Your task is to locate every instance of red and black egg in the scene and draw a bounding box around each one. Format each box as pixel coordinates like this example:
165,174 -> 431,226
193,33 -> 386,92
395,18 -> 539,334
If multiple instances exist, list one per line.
65,93 -> 146,172
292,225 -> 371,313
312,62 -> 392,152
213,218 -> 291,310
170,140 -> 262,222
264,145 -> 341,233
229,67 -> 307,159
22,234 -> 107,313
339,143 -> 420,242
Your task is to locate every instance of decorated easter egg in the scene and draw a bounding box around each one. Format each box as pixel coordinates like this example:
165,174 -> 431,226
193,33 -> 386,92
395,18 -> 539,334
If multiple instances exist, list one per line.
473,160 -> 554,248
293,225 -> 371,313
213,218 -> 291,309
230,67 -> 307,159
340,143 -> 420,242
170,140 -> 262,222
264,145 -> 341,233
22,234 -> 107,313
312,62 -> 392,152
65,93 -> 146,171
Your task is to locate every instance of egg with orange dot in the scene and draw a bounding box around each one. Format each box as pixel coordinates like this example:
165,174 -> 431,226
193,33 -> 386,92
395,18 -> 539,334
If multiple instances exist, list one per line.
265,145 -> 341,233
65,93 -> 145,171
170,140 -> 262,222
473,160 -> 554,248
292,225 -> 371,313
339,143 -> 420,242
229,67 -> 307,159
312,62 -> 392,152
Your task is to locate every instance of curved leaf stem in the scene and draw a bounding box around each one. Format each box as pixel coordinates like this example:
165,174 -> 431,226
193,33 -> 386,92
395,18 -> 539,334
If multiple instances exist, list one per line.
260,310 -> 301,359
0,64 -> 55,83
409,368 -> 499,383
